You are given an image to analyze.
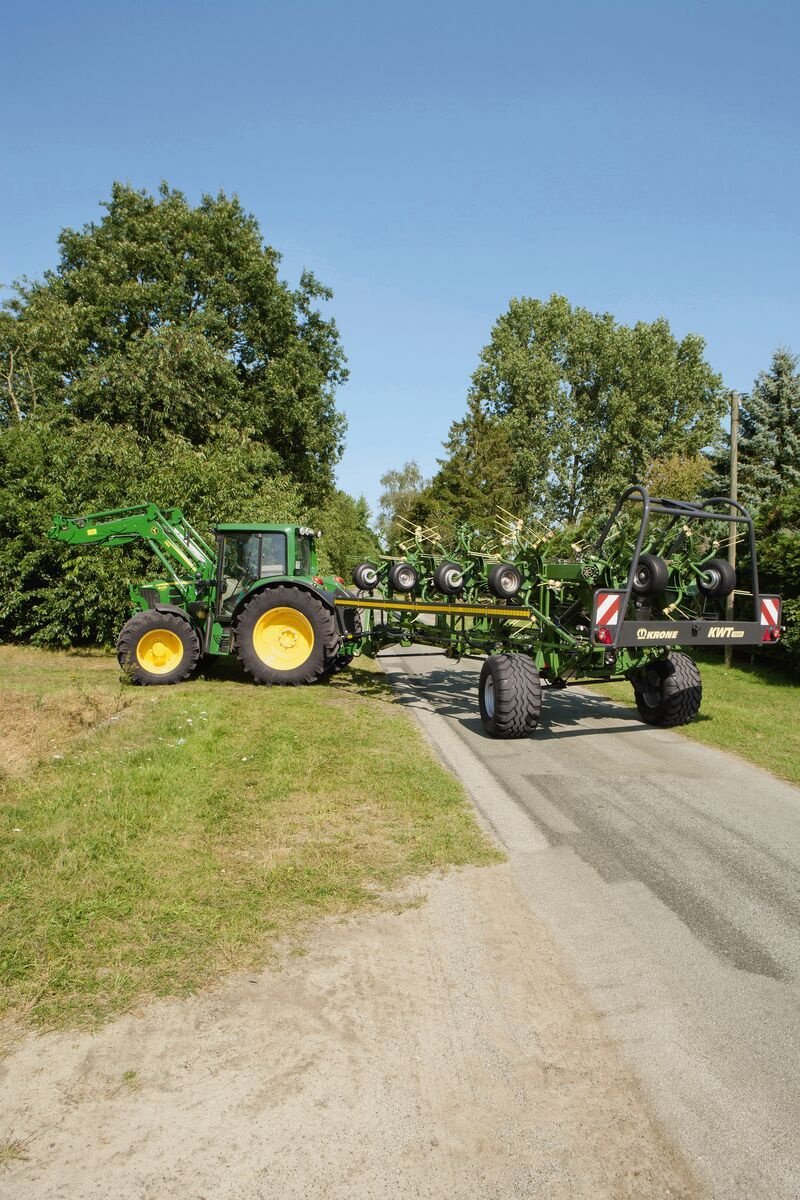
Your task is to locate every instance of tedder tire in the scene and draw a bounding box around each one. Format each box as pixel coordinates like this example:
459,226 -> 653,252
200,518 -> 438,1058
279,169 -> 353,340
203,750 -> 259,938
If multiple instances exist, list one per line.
479,654 -> 542,739
388,562 -> 419,592
631,553 -> 669,596
698,557 -> 737,598
433,560 -> 464,596
236,586 -> 340,685
633,651 -> 702,727
352,562 -> 379,590
487,562 -> 523,599
117,610 -> 200,686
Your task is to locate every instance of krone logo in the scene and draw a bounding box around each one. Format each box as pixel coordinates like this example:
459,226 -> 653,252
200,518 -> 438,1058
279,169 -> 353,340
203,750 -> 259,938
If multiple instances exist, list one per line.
636,628 -> 679,641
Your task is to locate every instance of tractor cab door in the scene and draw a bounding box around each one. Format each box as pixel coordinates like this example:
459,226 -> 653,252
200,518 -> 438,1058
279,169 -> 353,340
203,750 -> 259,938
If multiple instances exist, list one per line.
216,531 -> 288,620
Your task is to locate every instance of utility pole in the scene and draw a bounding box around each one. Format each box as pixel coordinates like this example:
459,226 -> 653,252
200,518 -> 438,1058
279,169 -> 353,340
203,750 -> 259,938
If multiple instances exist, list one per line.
725,390 -> 739,668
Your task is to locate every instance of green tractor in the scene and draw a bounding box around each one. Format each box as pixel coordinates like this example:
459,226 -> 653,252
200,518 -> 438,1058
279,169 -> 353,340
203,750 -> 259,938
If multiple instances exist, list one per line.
49,504 -> 357,686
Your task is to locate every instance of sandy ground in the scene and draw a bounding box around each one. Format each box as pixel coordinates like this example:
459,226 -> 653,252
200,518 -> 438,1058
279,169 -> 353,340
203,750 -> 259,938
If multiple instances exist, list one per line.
0,865 -> 698,1200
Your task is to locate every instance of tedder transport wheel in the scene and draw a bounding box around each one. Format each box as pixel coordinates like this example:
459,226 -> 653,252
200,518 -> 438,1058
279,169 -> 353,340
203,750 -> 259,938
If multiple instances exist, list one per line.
117,610 -> 200,686
236,586 -> 339,685
479,654 -> 542,738
633,651 -> 702,727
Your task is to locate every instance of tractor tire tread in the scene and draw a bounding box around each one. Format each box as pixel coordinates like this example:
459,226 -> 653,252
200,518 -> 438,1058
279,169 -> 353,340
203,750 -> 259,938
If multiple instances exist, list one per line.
236,585 -> 340,686
117,609 -> 200,686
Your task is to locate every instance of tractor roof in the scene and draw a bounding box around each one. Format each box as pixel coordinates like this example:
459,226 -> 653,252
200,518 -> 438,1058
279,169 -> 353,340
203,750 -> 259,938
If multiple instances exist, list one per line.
214,524 -> 320,536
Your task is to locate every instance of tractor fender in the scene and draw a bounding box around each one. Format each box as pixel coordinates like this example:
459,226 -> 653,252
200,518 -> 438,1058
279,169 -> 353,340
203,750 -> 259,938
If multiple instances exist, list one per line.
153,603 -> 194,622
230,579 -> 338,626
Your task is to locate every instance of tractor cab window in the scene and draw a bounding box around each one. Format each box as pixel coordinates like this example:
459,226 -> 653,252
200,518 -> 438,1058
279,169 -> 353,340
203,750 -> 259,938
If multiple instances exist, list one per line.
219,532 -> 287,617
261,532 -> 287,577
295,535 -> 313,577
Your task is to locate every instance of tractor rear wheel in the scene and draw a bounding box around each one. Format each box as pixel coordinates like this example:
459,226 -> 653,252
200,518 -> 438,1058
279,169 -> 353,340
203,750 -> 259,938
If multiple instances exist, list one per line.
479,654 -> 542,738
633,652 -> 702,727
117,610 -> 200,686
236,586 -> 340,685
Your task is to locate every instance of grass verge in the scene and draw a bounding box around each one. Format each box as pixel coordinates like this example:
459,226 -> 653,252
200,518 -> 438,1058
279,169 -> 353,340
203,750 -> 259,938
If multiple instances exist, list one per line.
0,646 -> 500,1030
593,652 -> 800,785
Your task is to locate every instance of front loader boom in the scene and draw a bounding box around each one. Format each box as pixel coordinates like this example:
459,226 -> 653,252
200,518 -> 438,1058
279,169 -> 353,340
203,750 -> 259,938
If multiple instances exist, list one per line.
49,503 -> 217,586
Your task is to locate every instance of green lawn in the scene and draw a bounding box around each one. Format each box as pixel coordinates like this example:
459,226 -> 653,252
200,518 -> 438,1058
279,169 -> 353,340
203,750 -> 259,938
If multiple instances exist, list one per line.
0,646 -> 500,1030
593,653 -> 800,785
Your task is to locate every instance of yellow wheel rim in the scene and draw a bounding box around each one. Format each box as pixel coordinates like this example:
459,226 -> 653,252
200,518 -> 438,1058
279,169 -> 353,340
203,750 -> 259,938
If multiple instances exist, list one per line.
252,607 -> 314,670
136,628 -> 184,675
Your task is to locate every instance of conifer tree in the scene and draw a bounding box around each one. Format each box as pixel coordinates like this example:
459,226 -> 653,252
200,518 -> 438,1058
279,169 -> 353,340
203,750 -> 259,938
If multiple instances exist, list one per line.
739,349 -> 800,508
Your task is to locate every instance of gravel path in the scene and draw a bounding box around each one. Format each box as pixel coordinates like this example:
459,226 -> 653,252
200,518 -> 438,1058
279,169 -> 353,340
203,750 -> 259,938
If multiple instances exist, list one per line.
0,865 -> 697,1199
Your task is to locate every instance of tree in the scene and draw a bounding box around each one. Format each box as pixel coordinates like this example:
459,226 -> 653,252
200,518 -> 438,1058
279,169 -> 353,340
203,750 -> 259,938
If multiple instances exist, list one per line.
314,490 -> 382,579
644,453 -> 713,501
424,400 -> 522,533
456,294 -> 724,525
755,484 -> 800,674
0,182 -> 347,503
739,349 -> 800,509
377,461 -> 430,544
0,182 -> 350,646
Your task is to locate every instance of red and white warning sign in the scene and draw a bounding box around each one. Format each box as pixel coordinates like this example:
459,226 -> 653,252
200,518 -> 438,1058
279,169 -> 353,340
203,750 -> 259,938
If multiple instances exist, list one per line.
760,595 -> 782,628
593,590 -> 624,628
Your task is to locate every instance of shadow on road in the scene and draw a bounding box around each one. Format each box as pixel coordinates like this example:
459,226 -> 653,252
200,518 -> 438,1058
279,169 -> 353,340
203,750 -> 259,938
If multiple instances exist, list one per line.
381,658 -> 650,741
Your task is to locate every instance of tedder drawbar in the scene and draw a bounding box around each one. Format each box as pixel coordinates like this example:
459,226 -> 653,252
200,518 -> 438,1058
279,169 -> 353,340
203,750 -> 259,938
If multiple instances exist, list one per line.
49,487 -> 783,739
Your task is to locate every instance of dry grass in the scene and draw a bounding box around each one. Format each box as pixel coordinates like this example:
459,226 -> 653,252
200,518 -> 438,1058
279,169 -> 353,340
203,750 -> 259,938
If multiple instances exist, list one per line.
0,647 -> 133,777
0,645 -> 501,1030
0,1135 -> 33,1169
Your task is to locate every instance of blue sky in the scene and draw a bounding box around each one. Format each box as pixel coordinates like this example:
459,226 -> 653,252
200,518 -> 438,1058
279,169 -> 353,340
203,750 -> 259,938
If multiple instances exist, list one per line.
3,0 -> 798,515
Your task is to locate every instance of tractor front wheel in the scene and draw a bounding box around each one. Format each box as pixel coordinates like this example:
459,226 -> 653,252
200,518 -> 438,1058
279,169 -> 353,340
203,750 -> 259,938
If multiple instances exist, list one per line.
117,610 -> 200,685
236,586 -> 340,685
632,652 -> 702,727
479,654 -> 542,738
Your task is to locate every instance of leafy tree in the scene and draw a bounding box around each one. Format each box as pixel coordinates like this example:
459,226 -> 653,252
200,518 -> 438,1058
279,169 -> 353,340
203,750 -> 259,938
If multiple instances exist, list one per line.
377,461 -> 430,545
457,294 -> 724,525
644,453 -> 713,501
755,485 -> 800,674
739,349 -> 800,509
0,182 -> 351,646
314,490 -> 381,579
0,182 -> 347,503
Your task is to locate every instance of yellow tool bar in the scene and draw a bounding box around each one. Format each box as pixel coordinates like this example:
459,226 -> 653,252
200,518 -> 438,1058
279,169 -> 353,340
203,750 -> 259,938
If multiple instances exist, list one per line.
334,596 -> 534,620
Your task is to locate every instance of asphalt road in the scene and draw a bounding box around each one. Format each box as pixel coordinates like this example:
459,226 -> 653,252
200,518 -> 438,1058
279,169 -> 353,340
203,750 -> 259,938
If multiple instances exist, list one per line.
379,646 -> 800,1200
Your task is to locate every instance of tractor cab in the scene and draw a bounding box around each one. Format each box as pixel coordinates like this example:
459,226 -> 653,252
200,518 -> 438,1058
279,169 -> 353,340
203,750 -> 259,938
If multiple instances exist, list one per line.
213,524 -> 320,619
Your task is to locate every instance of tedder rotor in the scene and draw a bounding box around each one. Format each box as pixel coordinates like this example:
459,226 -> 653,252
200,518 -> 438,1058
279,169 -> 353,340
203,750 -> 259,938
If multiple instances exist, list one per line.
49,487 -> 783,739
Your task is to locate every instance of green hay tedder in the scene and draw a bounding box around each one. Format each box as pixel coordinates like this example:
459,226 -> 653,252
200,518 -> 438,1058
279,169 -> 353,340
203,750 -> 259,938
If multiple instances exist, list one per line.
49,487 -> 783,739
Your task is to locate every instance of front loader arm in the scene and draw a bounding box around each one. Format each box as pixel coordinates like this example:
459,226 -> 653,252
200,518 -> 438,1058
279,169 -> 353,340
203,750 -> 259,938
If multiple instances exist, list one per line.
49,503 -> 217,586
